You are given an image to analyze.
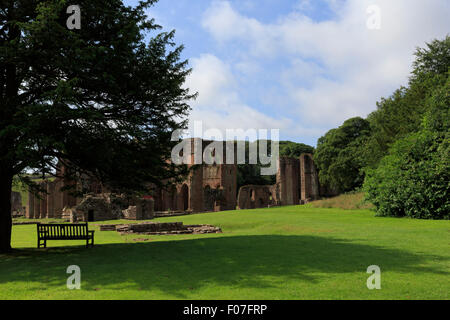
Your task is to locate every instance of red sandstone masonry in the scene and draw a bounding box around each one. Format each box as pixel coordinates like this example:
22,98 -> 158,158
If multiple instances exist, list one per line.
98,222 -> 222,235
22,142 -> 322,221
300,154 -> 320,202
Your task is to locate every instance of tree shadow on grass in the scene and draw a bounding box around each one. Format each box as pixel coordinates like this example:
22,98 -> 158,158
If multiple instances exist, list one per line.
0,235 -> 448,298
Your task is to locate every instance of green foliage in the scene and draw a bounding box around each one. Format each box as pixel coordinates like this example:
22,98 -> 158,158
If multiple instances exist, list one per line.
411,36 -> 450,83
364,130 -> 449,219
314,36 -> 449,219
1,0 -> 195,251
422,74 -> 450,133
279,141 -> 314,158
364,36 -> 450,167
363,37 -> 450,219
1,0 -> 194,192
0,0 -> 194,192
314,117 -> 371,193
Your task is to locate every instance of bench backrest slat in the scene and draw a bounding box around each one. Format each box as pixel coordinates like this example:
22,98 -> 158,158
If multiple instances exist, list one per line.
38,223 -> 89,239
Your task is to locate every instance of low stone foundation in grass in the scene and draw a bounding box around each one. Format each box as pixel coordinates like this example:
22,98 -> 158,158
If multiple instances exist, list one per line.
98,222 -> 222,235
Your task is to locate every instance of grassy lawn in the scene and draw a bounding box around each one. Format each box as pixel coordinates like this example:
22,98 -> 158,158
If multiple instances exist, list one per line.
1,205 -> 449,300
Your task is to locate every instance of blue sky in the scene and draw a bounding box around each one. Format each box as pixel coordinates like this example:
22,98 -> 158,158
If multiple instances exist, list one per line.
124,0 -> 449,146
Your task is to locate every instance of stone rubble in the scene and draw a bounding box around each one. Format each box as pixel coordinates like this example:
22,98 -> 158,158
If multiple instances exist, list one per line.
98,221 -> 222,235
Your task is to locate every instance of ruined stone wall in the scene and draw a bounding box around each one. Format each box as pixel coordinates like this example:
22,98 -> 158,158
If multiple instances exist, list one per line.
237,154 -> 321,210
276,157 -> 300,206
11,192 -> 23,216
152,139 -> 236,214
71,195 -> 112,222
53,179 -> 64,218
26,176 -> 80,219
162,186 -> 178,212
26,190 -> 34,219
237,185 -> 277,209
95,140 -> 321,216
220,164 -> 237,211
202,164 -> 220,211
122,198 -> 154,220
299,153 -> 320,202
202,164 -> 237,211
46,181 -> 55,218
188,164 -> 204,212
22,140 -> 323,219
32,190 -> 40,219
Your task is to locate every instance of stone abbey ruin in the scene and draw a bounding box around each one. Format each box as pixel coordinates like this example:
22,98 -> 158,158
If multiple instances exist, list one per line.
22,139 -> 325,222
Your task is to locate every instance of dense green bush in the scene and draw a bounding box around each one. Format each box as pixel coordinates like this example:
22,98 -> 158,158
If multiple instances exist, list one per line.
364,130 -> 449,219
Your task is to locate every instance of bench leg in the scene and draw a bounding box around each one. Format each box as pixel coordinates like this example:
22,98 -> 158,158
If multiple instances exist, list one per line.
86,237 -> 94,248
37,238 -> 46,249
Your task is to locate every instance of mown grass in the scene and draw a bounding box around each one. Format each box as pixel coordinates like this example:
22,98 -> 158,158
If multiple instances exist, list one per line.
1,205 -> 449,300
310,192 -> 374,210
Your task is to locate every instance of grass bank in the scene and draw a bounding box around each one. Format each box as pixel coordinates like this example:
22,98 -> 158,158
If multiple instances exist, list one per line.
310,192 -> 374,210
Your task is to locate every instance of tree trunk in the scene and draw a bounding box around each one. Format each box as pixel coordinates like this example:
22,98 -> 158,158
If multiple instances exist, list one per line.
0,170 -> 13,253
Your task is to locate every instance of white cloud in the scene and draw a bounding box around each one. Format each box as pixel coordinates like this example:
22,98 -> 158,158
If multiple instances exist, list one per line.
202,1 -> 278,57
185,54 -> 236,107
201,0 -> 450,129
185,54 -> 295,138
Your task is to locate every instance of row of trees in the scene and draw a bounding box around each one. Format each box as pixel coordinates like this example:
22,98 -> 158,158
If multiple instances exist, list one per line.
314,36 -> 449,219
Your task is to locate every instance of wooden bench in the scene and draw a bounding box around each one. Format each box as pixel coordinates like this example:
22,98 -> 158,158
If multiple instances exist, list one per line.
37,223 -> 95,248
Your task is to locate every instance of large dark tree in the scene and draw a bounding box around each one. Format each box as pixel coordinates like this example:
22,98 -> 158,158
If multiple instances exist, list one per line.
0,0 -> 195,252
